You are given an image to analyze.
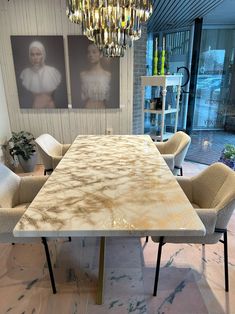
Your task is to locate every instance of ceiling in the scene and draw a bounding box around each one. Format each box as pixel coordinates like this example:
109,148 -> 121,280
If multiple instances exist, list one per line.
147,0 -> 226,33
203,0 -> 235,25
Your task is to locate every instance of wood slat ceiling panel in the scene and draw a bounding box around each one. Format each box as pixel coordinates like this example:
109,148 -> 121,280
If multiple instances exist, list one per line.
148,0 -> 225,33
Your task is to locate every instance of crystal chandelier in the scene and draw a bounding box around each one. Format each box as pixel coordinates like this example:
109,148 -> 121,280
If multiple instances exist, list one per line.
66,0 -> 152,57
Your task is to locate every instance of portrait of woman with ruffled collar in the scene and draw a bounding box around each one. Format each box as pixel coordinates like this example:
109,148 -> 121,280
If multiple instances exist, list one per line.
11,36 -> 68,109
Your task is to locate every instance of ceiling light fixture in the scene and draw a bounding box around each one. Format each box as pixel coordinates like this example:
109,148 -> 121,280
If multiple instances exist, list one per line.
66,0 -> 152,57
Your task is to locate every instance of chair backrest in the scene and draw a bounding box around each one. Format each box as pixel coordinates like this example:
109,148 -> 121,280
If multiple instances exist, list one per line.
192,162 -> 235,229
35,134 -> 62,170
0,163 -> 20,207
164,131 -> 191,168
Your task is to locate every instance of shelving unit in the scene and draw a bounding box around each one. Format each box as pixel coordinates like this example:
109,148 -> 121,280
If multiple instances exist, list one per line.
141,75 -> 182,141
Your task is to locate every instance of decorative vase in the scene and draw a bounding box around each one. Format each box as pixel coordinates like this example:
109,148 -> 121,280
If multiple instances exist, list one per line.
157,48 -> 162,75
164,48 -> 170,75
153,37 -> 158,75
18,152 -> 37,173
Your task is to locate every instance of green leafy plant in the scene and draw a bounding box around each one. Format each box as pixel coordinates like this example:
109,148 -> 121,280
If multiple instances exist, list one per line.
8,131 -> 36,161
222,144 -> 235,161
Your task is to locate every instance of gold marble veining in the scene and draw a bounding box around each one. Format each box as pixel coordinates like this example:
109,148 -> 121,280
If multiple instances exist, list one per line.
14,135 -> 205,237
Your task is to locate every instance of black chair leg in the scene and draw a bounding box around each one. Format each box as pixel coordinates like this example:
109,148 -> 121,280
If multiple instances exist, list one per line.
44,168 -> 53,176
146,236 -> 149,242
217,228 -> 229,292
153,236 -> 164,296
223,230 -> 229,292
68,237 -> 72,242
175,166 -> 183,176
180,167 -> 183,176
41,237 -> 57,294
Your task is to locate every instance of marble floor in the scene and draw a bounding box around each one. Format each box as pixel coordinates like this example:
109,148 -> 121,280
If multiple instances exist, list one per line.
1,162 -> 235,314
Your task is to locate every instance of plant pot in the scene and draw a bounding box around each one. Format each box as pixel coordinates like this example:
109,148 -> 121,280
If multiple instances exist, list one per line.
219,157 -> 235,170
18,152 -> 37,173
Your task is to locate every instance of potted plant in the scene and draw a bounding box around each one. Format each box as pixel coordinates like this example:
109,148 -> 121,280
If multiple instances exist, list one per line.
219,144 -> 235,170
8,131 -> 37,172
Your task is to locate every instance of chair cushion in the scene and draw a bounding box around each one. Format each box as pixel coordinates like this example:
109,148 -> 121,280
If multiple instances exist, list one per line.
62,144 -> 71,155
192,163 -> 233,208
155,132 -> 191,170
19,176 -> 47,204
161,154 -> 174,171
0,206 -> 40,243
35,134 -> 63,170
0,164 -> 20,208
0,207 -> 26,242
35,134 -> 70,170
13,203 -> 30,210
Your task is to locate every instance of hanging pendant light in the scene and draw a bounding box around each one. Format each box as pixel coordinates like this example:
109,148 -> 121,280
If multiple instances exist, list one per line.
66,0 -> 152,57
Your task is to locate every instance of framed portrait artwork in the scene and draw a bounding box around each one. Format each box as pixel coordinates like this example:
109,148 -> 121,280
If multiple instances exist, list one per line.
68,35 -> 120,109
11,35 -> 68,109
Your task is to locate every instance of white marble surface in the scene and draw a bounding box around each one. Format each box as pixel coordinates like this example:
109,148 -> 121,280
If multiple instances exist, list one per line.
14,135 -> 205,237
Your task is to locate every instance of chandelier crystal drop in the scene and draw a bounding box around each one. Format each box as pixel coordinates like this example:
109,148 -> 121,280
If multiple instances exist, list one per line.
66,0 -> 152,57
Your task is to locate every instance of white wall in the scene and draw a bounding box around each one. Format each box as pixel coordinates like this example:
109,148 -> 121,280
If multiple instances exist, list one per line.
0,65 -> 11,163
0,0 -> 133,144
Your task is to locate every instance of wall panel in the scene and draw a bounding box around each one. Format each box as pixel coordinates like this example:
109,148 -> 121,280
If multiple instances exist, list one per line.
0,0 -> 133,145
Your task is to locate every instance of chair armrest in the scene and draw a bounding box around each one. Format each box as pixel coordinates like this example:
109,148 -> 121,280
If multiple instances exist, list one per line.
19,176 -> 47,204
161,154 -> 175,171
0,207 -> 42,243
52,156 -> 63,169
155,142 -> 165,154
0,207 -> 26,242
62,144 -> 71,155
176,177 -> 193,202
195,208 -> 217,234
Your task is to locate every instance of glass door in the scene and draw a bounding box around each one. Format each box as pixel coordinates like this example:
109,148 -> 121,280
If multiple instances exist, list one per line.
187,28 -> 235,165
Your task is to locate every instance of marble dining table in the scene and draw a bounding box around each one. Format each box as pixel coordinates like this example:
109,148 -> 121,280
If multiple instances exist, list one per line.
13,135 -> 205,304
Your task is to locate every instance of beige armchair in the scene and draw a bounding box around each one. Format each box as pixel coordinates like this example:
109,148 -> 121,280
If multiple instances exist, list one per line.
155,131 -> 191,175
35,133 -> 71,175
151,163 -> 235,296
0,163 -> 59,293
0,163 -> 47,242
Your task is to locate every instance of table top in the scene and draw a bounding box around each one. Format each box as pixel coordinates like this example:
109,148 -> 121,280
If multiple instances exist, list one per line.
14,135 -> 205,237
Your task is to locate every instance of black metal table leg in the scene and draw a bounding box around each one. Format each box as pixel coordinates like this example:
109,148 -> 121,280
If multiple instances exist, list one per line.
153,236 -> 164,296
41,237 -> 57,294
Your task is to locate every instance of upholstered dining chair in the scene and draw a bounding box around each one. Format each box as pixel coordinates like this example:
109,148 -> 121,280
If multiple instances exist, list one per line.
35,133 -> 71,175
151,162 -> 235,296
0,163 -> 58,293
0,163 -> 48,243
155,131 -> 191,176
145,131 -> 191,244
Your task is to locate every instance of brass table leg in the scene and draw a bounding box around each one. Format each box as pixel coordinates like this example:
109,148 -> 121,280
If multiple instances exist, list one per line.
96,237 -> 105,305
